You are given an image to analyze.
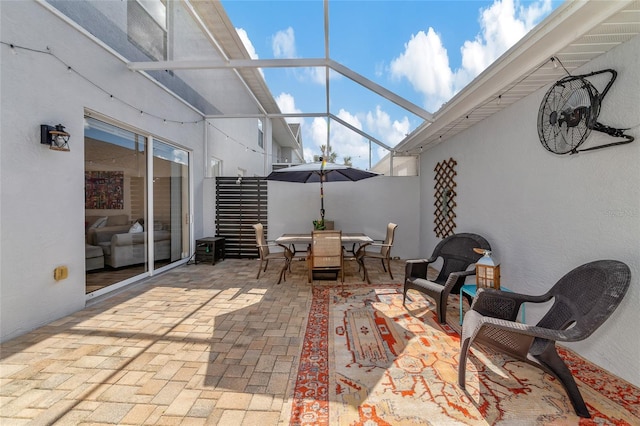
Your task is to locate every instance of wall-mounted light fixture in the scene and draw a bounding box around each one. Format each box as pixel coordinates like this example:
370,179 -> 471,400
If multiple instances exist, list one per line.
41,124 -> 70,151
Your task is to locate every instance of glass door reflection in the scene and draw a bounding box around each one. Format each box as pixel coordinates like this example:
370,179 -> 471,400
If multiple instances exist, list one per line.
153,140 -> 190,265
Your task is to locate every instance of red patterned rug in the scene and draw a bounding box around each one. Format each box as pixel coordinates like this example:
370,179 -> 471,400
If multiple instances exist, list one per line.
290,284 -> 640,425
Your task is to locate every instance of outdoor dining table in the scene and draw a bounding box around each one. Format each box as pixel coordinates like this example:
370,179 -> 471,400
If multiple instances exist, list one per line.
275,233 -> 373,257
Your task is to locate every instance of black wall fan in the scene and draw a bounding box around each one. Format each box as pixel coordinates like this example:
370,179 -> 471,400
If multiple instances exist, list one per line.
537,68 -> 634,155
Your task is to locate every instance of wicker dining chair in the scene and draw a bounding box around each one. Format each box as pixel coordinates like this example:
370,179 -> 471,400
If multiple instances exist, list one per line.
458,259 -> 631,418
307,230 -> 344,283
356,223 -> 398,283
403,233 -> 491,324
252,223 -> 292,284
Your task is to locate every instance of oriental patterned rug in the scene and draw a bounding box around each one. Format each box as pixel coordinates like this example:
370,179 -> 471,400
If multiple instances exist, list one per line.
290,284 -> 640,425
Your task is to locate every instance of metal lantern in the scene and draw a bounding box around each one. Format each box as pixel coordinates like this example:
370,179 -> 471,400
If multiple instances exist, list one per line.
474,248 -> 500,290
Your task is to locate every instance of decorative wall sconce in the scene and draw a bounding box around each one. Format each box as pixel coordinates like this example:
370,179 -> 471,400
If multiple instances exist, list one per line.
40,124 -> 70,151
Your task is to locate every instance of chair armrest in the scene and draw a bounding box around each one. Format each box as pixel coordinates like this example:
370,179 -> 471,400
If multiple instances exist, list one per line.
474,316 -> 583,344
258,241 -> 292,255
257,241 -> 278,248
471,287 -> 552,321
442,269 -> 476,290
404,258 -> 436,280
369,242 -> 391,248
357,241 -> 391,256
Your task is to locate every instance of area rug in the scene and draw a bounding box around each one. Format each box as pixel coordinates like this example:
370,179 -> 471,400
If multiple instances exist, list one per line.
290,284 -> 640,425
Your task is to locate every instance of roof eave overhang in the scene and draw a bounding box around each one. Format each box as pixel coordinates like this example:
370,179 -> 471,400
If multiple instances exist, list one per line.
396,0 -> 635,153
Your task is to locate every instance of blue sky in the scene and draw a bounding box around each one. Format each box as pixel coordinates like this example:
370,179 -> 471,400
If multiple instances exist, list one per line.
220,0 -> 560,167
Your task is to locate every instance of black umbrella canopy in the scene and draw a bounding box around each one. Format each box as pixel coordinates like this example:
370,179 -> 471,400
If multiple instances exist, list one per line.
265,161 -> 380,221
265,161 -> 379,183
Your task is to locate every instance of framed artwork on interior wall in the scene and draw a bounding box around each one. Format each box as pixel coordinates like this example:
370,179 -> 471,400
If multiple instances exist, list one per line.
433,158 -> 457,238
85,171 -> 124,209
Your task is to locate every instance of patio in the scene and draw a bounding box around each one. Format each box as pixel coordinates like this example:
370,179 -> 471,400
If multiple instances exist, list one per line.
1,0 -> 639,417
2,258 -> 639,424
0,259 -> 404,424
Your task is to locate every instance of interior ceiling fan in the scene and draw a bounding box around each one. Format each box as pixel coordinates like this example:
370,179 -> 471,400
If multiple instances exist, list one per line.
537,68 -> 634,155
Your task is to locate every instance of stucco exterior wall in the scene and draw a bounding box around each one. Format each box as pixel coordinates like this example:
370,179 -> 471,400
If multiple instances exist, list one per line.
0,1 -> 205,341
419,35 -> 640,386
207,117 -> 271,178
267,176 -> 421,261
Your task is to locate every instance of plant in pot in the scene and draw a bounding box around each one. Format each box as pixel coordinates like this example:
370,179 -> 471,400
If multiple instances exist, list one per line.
313,219 -> 325,230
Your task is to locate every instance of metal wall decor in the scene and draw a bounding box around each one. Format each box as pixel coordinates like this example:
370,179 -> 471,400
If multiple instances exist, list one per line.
433,158 -> 457,238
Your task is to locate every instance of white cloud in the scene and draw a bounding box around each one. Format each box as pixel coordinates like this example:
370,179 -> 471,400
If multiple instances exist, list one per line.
303,117 -> 328,161
306,67 -> 330,85
302,113 -> 367,164
275,93 -> 303,124
299,105 -> 410,169
236,28 -> 258,59
390,28 -> 454,111
365,106 -> 411,147
272,27 -> 297,58
390,0 -> 552,111
363,107 -> 410,168
331,110 -> 369,163
520,0 -> 552,28
459,0 -> 528,77
236,27 -> 264,79
271,27 -> 339,85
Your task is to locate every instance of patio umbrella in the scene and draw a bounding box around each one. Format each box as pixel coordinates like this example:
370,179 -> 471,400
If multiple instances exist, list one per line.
265,159 -> 379,221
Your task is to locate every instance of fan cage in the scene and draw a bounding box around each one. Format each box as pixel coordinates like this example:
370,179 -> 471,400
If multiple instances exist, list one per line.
537,76 -> 600,155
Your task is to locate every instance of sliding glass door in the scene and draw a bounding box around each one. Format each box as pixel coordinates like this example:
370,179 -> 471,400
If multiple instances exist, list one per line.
153,140 -> 190,265
85,116 -> 190,295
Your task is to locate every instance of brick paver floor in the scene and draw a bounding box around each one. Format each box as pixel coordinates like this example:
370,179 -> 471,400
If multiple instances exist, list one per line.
0,257 -> 403,425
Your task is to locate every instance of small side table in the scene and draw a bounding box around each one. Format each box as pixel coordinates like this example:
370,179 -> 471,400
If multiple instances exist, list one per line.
195,237 -> 225,265
459,284 -> 525,325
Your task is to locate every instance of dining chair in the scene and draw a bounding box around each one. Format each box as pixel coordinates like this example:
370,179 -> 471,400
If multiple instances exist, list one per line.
356,223 -> 398,283
307,230 -> 344,283
252,223 -> 292,284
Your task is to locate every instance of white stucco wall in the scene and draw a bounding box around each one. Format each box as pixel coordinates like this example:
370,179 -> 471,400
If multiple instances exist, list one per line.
267,176 -> 421,260
0,1 -> 205,341
419,35 -> 640,386
207,117 -> 270,177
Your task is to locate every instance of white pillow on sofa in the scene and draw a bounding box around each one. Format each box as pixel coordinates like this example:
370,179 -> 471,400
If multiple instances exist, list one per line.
90,216 -> 108,229
129,222 -> 143,233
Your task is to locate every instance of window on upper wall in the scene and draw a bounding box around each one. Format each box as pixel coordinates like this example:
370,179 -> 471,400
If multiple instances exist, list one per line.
257,119 -> 264,149
209,157 -> 222,177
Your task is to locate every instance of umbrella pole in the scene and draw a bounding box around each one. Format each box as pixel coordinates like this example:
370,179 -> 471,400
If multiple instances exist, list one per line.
320,160 -> 326,221
320,174 -> 325,220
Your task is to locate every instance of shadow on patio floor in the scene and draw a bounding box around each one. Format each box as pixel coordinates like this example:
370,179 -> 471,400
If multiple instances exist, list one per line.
0,258 -> 405,425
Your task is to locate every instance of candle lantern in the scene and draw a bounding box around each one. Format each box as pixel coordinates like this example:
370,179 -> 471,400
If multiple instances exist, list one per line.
473,248 -> 500,290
